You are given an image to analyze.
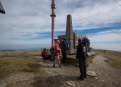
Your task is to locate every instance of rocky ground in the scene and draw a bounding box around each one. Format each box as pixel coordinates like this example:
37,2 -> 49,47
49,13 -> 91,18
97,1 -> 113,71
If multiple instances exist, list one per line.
0,55 -> 121,87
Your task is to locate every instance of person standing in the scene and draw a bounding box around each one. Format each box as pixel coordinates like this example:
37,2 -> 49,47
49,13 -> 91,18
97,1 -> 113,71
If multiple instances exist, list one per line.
53,39 -> 61,68
76,39 -> 87,80
60,38 -> 67,63
50,47 -> 54,61
47,50 -> 51,60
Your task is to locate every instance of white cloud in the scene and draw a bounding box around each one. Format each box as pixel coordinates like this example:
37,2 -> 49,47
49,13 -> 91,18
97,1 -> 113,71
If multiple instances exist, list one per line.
70,0 -> 121,29
89,29 -> 121,42
89,29 -> 121,51
0,0 -> 121,50
91,43 -> 121,51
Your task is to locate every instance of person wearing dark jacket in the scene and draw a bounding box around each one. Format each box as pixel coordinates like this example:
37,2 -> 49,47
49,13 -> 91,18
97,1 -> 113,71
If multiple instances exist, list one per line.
60,38 -> 67,63
50,47 -> 54,61
76,39 -> 87,80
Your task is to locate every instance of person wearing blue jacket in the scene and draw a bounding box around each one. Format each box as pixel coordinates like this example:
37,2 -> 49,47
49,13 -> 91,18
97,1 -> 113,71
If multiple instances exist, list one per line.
60,38 -> 67,63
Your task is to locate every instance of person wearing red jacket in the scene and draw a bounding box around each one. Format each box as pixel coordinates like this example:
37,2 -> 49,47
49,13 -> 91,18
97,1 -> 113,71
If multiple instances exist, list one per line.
53,39 -> 61,68
42,48 -> 47,59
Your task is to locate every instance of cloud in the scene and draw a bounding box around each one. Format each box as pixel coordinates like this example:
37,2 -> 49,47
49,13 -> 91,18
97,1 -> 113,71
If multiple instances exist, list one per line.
0,38 -> 51,50
89,29 -> 121,42
0,0 -> 121,51
91,43 -> 121,51
89,29 -> 121,51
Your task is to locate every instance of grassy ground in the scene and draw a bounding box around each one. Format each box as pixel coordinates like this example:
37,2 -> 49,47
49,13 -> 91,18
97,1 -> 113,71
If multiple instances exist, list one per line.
0,50 -> 95,79
96,50 -> 121,69
0,50 -> 41,78
62,54 -> 95,67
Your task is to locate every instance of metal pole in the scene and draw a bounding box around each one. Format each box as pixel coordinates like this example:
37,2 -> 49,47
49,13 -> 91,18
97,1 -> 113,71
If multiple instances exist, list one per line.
51,0 -> 56,47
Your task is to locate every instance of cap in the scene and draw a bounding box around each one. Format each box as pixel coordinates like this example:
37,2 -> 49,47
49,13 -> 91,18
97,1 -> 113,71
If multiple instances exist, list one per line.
78,39 -> 81,42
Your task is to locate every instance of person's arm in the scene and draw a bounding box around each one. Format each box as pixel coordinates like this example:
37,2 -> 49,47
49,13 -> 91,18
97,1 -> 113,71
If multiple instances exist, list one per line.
76,45 -> 79,59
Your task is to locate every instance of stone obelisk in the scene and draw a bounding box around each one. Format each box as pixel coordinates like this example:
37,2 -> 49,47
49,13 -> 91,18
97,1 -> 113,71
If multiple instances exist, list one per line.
66,14 -> 74,54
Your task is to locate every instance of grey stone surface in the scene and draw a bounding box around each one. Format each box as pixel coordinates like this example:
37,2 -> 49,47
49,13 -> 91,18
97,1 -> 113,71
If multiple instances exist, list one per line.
87,71 -> 97,77
66,81 -> 75,87
66,14 -> 74,54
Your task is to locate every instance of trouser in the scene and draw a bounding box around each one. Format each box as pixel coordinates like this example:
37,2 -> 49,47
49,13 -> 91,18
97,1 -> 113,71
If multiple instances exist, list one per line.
62,50 -> 67,63
42,55 -> 47,60
46,55 -> 51,60
79,56 -> 86,79
50,53 -> 54,61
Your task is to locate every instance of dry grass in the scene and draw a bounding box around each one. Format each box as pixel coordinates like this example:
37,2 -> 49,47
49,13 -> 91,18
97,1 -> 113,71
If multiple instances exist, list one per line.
96,50 -> 121,69
0,50 -> 42,78
0,50 -> 96,79
0,50 -> 41,57
62,54 -> 95,67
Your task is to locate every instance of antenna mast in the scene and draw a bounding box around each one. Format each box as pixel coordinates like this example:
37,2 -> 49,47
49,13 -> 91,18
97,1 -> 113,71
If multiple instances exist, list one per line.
50,0 -> 56,47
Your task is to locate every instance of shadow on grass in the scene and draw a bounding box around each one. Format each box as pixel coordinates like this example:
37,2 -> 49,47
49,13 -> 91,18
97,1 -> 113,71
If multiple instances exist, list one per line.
62,58 -> 79,67
22,63 -> 41,72
31,75 -> 78,87
61,56 -> 95,68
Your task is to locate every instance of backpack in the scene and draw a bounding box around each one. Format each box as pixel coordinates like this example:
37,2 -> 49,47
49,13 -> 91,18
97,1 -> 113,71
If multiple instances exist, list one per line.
83,46 -> 87,53
82,38 -> 90,52
82,38 -> 90,57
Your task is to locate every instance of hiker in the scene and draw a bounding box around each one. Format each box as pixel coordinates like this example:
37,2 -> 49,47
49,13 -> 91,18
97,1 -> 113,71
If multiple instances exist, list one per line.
50,47 -> 54,61
53,39 -> 61,68
42,48 -> 47,60
76,38 -> 87,80
47,50 -> 51,60
60,38 -> 67,63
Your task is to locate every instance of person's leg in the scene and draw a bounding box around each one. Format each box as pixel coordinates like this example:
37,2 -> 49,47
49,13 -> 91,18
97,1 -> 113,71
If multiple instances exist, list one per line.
62,51 -> 65,63
53,56 -> 57,67
47,55 -> 51,60
63,51 -> 67,63
53,55 -> 55,61
42,54 -> 44,59
52,53 -> 54,61
79,58 -> 84,80
45,56 -> 47,60
43,55 -> 46,59
83,57 -> 86,78
50,54 -> 52,61
57,55 -> 61,67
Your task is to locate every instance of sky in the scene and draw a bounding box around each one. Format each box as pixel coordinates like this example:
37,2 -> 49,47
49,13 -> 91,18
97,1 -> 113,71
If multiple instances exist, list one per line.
0,0 -> 121,51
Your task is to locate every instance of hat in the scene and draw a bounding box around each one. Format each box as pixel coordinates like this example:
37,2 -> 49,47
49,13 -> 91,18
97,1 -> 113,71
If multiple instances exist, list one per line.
78,39 -> 81,42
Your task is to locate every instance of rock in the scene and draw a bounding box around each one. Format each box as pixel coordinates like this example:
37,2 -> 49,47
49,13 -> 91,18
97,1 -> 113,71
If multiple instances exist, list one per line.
102,80 -> 105,82
87,71 -> 97,77
66,81 -> 75,87
94,77 -> 98,79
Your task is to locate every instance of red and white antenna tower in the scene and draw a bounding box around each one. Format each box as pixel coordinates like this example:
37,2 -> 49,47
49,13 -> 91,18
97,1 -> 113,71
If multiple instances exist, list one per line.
50,0 -> 56,47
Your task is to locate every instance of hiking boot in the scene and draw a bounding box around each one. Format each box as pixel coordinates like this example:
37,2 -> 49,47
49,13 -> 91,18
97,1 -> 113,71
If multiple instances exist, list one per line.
59,65 -> 62,68
78,76 -> 84,81
53,64 -> 56,68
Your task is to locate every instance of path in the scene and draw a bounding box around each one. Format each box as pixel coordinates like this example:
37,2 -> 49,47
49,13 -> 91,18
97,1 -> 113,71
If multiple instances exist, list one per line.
0,55 -> 121,87
35,55 -> 121,87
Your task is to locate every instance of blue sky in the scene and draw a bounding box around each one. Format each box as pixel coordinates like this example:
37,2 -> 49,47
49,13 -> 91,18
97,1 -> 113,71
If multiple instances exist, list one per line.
0,0 -> 121,51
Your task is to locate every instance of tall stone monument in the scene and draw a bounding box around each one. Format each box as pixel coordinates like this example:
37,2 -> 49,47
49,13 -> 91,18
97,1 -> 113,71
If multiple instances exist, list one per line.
66,14 -> 74,54
0,1 -> 5,14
